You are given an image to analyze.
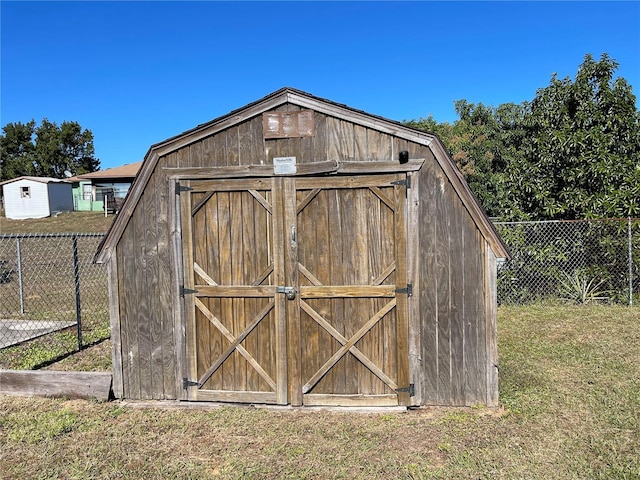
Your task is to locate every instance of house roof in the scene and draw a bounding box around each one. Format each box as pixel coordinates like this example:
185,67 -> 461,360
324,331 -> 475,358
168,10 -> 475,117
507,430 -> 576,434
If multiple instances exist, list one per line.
0,176 -> 69,186
68,162 -> 142,182
95,87 -> 509,263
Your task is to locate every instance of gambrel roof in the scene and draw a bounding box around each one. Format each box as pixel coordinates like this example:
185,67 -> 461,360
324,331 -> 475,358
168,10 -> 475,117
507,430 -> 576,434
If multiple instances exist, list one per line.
95,87 -> 508,263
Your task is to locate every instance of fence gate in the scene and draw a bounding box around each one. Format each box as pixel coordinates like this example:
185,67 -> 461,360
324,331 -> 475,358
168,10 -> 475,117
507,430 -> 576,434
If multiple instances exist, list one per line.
179,173 -> 410,406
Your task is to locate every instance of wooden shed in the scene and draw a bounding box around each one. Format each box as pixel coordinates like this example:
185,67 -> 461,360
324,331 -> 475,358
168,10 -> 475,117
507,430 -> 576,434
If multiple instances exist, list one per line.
95,88 -> 509,408
1,176 -> 73,219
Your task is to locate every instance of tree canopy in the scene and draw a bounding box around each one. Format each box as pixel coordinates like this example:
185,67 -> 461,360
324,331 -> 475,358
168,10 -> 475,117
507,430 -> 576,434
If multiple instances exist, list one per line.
0,119 -> 100,182
408,54 -> 640,220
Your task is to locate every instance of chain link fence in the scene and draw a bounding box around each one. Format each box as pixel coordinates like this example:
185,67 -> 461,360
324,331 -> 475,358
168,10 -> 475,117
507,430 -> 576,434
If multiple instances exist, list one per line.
495,218 -> 639,305
0,219 -> 636,368
0,234 -> 109,368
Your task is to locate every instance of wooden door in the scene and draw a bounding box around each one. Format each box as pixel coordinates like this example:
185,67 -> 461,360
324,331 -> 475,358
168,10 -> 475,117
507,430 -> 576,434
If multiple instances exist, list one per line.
180,173 -> 409,406
290,174 -> 410,406
180,178 -> 287,404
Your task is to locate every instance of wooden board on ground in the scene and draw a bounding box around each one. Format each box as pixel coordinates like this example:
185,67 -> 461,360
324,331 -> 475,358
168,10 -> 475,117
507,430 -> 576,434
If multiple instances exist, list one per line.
0,370 -> 113,400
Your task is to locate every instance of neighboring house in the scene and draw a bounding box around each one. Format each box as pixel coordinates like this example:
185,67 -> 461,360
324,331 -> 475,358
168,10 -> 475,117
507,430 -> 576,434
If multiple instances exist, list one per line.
0,177 -> 74,220
69,162 -> 141,212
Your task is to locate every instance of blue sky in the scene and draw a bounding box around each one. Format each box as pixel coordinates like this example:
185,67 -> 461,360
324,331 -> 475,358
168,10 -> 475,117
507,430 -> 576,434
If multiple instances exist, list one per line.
2,1 -> 639,170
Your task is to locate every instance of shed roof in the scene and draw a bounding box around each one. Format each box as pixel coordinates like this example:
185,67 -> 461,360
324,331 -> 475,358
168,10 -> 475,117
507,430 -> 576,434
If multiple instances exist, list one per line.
68,162 -> 142,182
95,87 -> 509,262
0,176 -> 69,186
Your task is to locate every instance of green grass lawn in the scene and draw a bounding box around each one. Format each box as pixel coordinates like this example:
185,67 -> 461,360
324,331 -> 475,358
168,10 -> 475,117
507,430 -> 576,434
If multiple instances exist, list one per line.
0,211 -> 114,234
0,211 -> 112,367
1,305 -> 638,479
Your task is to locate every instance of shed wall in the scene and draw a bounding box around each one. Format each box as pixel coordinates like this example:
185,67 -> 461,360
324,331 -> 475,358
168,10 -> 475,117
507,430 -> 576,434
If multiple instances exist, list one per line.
116,161 -> 178,400
47,183 -> 73,213
113,104 -> 497,405
416,158 -> 496,406
168,104 -> 430,168
115,107 -> 436,400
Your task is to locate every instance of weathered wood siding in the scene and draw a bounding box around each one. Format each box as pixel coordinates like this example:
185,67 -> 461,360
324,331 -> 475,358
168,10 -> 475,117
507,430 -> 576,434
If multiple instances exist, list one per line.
116,162 -> 178,400
113,102 -> 498,404
0,370 -> 112,400
114,107 -> 433,400
165,104 -> 430,168
416,157 -> 496,406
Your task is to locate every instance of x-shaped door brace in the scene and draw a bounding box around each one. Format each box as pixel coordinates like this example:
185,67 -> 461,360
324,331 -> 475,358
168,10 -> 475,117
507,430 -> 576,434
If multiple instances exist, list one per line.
195,297 -> 276,390
298,259 -> 400,394
300,299 -> 398,393
192,259 -> 277,391
191,189 -> 272,217
296,186 -> 395,215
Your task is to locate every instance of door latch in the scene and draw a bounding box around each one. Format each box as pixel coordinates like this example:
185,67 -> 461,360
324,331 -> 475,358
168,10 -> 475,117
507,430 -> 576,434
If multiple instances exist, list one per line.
276,286 -> 296,300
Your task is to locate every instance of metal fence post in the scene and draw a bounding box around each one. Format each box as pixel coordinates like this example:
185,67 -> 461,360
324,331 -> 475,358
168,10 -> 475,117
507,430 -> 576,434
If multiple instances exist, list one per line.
72,235 -> 83,350
629,217 -> 634,307
16,237 -> 25,314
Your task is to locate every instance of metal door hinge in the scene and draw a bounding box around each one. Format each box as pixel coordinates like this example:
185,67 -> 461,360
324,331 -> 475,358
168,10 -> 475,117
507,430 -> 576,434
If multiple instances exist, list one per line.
183,378 -> 200,389
175,183 -> 193,195
391,177 -> 411,189
395,383 -> 415,396
395,284 -> 413,296
180,286 -> 198,297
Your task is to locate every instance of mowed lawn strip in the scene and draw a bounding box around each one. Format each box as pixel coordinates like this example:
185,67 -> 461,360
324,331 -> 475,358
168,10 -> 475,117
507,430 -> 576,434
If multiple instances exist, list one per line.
0,211 -> 114,234
1,305 -> 638,479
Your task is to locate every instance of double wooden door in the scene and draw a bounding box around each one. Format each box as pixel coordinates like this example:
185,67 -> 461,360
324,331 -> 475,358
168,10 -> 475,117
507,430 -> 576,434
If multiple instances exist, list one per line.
180,173 -> 410,406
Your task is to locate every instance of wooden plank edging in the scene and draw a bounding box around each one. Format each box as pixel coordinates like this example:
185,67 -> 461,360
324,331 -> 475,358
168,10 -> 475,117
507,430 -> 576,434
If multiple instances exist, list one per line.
0,370 -> 113,400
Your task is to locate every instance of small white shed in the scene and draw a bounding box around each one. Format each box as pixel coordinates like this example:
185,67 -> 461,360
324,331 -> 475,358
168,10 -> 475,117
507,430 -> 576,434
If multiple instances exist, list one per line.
1,177 -> 73,220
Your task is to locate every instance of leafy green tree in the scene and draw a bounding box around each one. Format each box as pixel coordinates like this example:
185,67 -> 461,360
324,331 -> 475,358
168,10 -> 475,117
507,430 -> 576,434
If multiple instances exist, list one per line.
408,53 -> 640,220
520,53 -> 640,219
407,102 -> 528,218
0,120 -> 37,180
0,119 -> 100,181
447,100 -> 530,219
